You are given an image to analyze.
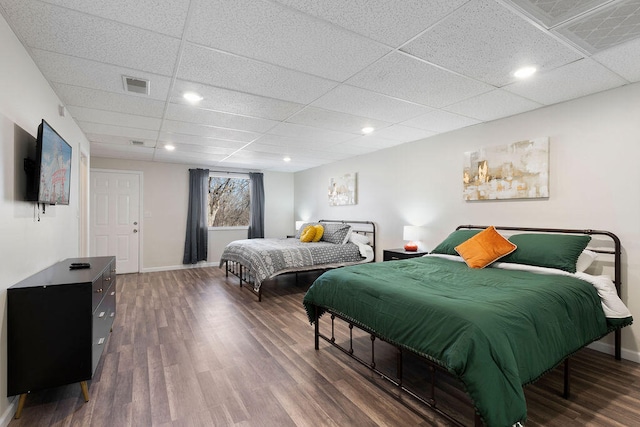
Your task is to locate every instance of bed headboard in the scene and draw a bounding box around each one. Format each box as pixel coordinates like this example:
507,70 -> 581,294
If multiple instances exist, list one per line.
457,225 -> 624,359
319,220 -> 376,261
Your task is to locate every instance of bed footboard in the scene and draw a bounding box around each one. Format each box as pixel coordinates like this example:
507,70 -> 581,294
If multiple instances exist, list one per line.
313,305 -> 483,427
224,260 -> 262,301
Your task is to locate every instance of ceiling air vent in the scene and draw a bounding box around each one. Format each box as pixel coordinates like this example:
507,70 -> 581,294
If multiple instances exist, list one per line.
122,76 -> 150,95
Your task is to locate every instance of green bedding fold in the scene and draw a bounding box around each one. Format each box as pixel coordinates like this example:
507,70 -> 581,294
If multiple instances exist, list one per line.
303,257 -> 632,427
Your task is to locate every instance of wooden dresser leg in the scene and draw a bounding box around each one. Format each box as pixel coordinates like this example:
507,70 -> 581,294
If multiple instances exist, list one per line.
14,393 -> 27,419
80,381 -> 90,402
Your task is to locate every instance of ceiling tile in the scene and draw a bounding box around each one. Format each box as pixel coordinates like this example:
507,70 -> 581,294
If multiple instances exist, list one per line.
444,89 -> 542,121
160,120 -> 260,142
347,52 -> 494,108
186,0 -> 390,81
153,149 -> 227,165
31,49 -> 172,101
177,43 -> 338,104
400,110 -> 481,133
53,83 -> 166,117
311,84 -> 433,123
369,125 -> 436,142
341,134 -> 405,151
253,133 -> 336,151
86,133 -> 156,147
593,37 -> 640,81
171,80 -> 305,121
267,122 -> 356,144
78,121 -> 159,140
247,142 -> 352,161
554,0 -> 640,54
0,0 -> 181,75
165,103 -> 279,133
90,142 -> 155,161
402,0 -> 583,86
507,0 -> 615,28
503,58 -> 628,104
157,132 -> 249,150
39,0 -> 190,38
67,106 -> 162,130
285,107 -> 391,134
272,0 -> 470,46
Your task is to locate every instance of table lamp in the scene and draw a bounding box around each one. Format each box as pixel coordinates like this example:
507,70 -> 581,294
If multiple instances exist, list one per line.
403,226 -> 422,252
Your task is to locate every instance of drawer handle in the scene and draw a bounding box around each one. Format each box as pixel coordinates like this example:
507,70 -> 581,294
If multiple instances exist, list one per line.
96,288 -> 103,293
98,338 -> 105,345
104,277 -> 111,282
98,311 -> 105,318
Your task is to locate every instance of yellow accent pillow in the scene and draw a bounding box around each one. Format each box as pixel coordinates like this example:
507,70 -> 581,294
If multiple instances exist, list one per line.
311,224 -> 324,242
300,225 -> 317,242
455,226 -> 517,269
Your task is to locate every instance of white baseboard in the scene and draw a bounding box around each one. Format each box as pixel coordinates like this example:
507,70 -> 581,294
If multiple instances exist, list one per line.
0,396 -> 17,427
140,261 -> 219,273
587,341 -> 640,363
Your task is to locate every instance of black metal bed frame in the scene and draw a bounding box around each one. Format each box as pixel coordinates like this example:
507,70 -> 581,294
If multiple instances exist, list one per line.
224,219 -> 376,301
312,225 -> 625,426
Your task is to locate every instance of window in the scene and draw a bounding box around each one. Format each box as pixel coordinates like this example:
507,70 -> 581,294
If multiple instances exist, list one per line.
208,175 -> 250,227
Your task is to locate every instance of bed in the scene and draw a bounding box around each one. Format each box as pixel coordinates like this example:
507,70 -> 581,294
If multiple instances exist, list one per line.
220,220 -> 375,301
303,225 -> 633,427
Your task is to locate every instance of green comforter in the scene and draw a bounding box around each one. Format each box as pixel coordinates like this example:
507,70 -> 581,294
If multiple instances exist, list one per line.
303,256 -> 632,427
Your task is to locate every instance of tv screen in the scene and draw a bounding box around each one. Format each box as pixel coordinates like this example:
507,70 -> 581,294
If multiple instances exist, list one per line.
36,120 -> 72,205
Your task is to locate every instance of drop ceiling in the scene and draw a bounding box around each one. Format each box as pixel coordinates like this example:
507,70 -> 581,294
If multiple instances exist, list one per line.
1,0 -> 639,172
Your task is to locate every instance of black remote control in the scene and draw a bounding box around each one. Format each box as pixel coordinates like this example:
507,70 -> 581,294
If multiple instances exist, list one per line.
69,262 -> 91,269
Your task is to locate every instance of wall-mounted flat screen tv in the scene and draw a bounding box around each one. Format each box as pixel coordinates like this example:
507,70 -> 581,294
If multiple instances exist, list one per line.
32,120 -> 72,205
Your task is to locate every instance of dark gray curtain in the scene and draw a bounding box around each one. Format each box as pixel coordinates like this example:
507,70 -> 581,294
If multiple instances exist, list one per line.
247,172 -> 265,239
183,168 -> 210,264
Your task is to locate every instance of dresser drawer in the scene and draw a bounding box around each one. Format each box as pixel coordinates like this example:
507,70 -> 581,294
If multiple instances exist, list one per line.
91,282 -> 116,375
92,267 -> 114,310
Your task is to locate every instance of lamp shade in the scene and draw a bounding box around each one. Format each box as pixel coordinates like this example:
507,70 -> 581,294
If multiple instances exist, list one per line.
403,226 -> 423,242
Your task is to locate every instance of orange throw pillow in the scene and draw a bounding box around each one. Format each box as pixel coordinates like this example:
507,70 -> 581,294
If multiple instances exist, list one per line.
455,226 -> 517,269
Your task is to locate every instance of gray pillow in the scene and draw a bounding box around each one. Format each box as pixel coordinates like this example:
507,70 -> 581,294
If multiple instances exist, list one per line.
320,223 -> 351,244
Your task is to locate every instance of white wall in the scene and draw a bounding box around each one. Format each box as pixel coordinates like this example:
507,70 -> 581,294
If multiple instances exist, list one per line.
90,157 -> 294,271
294,83 -> 640,361
0,14 -> 90,422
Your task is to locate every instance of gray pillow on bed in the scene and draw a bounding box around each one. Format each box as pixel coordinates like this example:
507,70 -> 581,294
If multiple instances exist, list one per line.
320,223 -> 351,244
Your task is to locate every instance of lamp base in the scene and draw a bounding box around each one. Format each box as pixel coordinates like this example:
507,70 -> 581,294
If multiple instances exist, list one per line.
404,242 -> 418,252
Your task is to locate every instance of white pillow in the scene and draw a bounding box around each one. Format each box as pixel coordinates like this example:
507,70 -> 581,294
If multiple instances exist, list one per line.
576,249 -> 597,272
349,232 -> 370,245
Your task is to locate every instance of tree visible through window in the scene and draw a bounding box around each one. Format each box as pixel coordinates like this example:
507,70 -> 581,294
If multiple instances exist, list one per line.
208,176 -> 250,227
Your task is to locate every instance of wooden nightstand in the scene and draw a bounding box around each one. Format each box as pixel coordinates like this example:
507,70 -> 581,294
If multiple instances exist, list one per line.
383,248 -> 429,261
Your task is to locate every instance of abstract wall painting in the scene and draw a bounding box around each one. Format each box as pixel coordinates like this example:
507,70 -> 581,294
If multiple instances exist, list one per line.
328,172 -> 357,206
463,138 -> 549,201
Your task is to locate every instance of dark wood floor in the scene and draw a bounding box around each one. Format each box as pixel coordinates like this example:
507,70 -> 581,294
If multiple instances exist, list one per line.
9,267 -> 640,426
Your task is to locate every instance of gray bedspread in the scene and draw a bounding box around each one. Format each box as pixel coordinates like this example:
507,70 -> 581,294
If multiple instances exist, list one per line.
219,238 -> 366,291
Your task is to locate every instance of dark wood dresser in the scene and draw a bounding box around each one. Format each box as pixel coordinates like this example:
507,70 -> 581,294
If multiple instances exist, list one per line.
7,256 -> 116,418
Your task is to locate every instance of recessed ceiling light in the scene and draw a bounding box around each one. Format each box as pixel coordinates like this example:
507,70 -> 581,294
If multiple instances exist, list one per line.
514,66 -> 537,79
362,127 -> 374,134
183,92 -> 203,103
283,156 -> 291,162
165,144 -> 175,151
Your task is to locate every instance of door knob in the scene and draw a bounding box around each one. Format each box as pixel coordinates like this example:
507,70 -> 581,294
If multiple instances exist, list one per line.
133,229 -> 138,233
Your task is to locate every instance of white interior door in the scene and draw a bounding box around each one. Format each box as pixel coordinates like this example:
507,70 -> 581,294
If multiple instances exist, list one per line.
90,170 -> 141,274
